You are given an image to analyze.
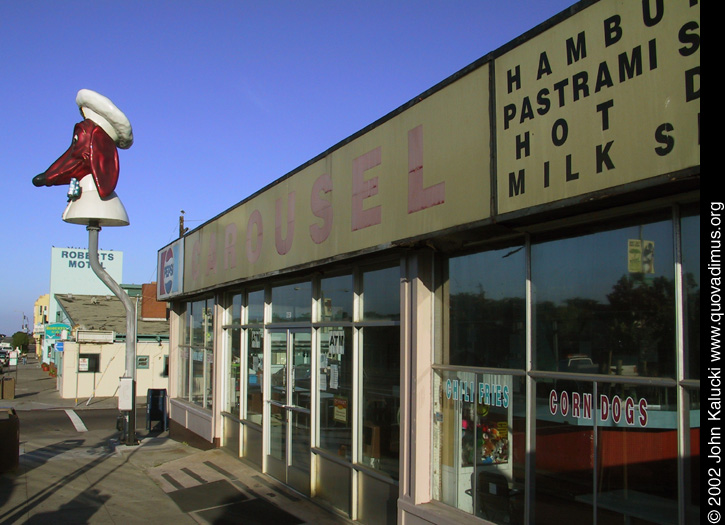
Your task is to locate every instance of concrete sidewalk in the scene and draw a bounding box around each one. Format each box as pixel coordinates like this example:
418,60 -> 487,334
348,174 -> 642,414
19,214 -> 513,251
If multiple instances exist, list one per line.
0,358 -> 349,524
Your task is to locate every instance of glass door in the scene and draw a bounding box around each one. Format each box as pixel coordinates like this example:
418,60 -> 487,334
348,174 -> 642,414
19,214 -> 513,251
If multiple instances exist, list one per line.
266,329 -> 312,495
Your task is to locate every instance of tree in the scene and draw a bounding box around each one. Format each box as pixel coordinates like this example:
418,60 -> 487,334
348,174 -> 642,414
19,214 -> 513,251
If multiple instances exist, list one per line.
11,331 -> 30,352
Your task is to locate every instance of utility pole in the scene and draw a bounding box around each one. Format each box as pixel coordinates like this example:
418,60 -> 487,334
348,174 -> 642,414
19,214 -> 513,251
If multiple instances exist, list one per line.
179,210 -> 189,238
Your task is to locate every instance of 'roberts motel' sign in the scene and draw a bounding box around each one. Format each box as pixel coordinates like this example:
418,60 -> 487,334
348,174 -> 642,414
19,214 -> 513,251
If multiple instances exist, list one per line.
158,0 -> 699,298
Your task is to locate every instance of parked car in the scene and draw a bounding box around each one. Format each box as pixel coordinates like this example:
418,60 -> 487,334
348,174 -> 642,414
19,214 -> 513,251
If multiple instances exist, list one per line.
556,354 -> 598,394
610,354 -> 639,376
0,350 -> 9,367
557,354 -> 598,374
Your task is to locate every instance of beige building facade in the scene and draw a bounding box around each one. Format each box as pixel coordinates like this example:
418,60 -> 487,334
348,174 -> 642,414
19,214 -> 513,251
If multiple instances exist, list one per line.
158,1 -> 700,523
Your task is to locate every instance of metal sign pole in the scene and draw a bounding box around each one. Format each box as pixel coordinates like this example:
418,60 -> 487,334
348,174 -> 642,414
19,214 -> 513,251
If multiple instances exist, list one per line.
87,223 -> 137,445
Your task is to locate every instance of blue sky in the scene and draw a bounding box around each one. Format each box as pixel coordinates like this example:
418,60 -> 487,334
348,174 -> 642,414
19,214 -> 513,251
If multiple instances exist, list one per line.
0,0 -> 575,336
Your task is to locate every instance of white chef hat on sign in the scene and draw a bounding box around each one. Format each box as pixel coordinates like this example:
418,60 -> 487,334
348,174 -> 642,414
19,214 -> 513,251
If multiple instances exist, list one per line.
76,89 -> 134,149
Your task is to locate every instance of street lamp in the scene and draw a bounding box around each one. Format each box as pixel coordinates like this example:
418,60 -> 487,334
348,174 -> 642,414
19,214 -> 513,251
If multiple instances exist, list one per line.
32,89 -> 138,446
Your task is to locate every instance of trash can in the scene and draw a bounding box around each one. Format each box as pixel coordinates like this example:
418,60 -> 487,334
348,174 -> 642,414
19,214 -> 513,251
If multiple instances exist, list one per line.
1,376 -> 15,400
0,409 -> 19,472
146,389 -> 168,431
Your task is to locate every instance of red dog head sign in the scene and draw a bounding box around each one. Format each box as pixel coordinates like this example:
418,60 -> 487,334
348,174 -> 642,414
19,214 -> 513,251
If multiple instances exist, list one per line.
33,89 -> 133,200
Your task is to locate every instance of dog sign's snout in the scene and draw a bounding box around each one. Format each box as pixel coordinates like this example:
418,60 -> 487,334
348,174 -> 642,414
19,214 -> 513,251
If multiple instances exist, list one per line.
32,173 -> 47,187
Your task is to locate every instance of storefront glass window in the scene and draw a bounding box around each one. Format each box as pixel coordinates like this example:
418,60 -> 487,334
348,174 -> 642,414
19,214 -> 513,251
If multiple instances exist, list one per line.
246,327 -> 264,425
179,297 -> 214,409
320,274 -> 353,322
319,326 -> 353,459
178,306 -> 190,398
269,331 -> 287,464
247,289 -> 265,324
179,347 -> 189,398
191,299 -> 210,346
181,306 -> 190,345
245,289 -> 265,425
360,325 -> 400,479
433,369 -> 525,521
686,388 -> 700,523
229,327 -> 241,417
535,379 -> 595,523
227,294 -> 242,417
358,265 -> 400,479
446,246 -> 525,368
681,210 -> 700,379
535,380 -> 680,524
231,294 -> 242,325
593,383 -> 678,525
433,209 -> 698,521
191,348 -> 206,406
362,266 -> 400,321
272,281 -> 312,322
532,219 -> 675,378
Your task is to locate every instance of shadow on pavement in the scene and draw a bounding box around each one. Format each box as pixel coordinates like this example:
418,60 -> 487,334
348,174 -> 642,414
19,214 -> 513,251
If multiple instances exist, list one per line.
0,431 -> 130,524
28,488 -> 110,524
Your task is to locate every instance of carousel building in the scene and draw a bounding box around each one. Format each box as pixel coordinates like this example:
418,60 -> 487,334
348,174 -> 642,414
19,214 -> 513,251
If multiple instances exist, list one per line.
157,1 -> 700,523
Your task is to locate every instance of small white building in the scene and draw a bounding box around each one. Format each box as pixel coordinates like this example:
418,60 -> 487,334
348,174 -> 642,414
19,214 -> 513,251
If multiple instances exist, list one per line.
58,337 -> 168,399
53,284 -> 169,400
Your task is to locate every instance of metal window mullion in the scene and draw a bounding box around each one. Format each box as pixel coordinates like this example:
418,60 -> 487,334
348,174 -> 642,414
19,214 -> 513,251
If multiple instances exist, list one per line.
286,331 -> 293,469
262,286 -> 272,470
673,204 -> 688,525
187,306 -> 193,403
351,324 -> 361,521
524,234 -> 535,525
203,345 -> 208,409
351,267 -> 362,521
310,277 -> 320,458
221,295 -> 231,416
593,381 -> 599,525
240,325 -> 248,424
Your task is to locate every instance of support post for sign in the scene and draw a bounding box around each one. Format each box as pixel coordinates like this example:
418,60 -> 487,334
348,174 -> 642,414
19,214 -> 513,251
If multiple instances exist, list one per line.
87,222 -> 138,446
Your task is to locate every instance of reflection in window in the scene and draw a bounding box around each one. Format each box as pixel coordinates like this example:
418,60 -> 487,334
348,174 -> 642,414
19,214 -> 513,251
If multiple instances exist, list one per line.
231,294 -> 242,325
272,282 -> 311,322
685,389 -> 701,523
433,370 -> 525,522
594,384 -> 678,525
447,246 -> 525,368
246,327 -> 264,425
535,380 -> 681,524
191,348 -> 205,406
535,379 -> 595,523
181,306 -> 190,345
191,299 -> 213,346
360,325 -> 400,479
178,298 -> 214,409
247,289 -> 265,324
362,266 -> 400,320
227,294 -> 242,417
179,347 -> 189,398
533,220 -> 675,378
319,326 -> 353,459
245,290 -> 265,425
320,274 -> 353,322
229,327 -> 241,417
681,211 -> 700,379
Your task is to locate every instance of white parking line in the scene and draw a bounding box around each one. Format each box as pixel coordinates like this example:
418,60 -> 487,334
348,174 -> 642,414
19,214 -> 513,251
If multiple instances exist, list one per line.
64,409 -> 88,432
